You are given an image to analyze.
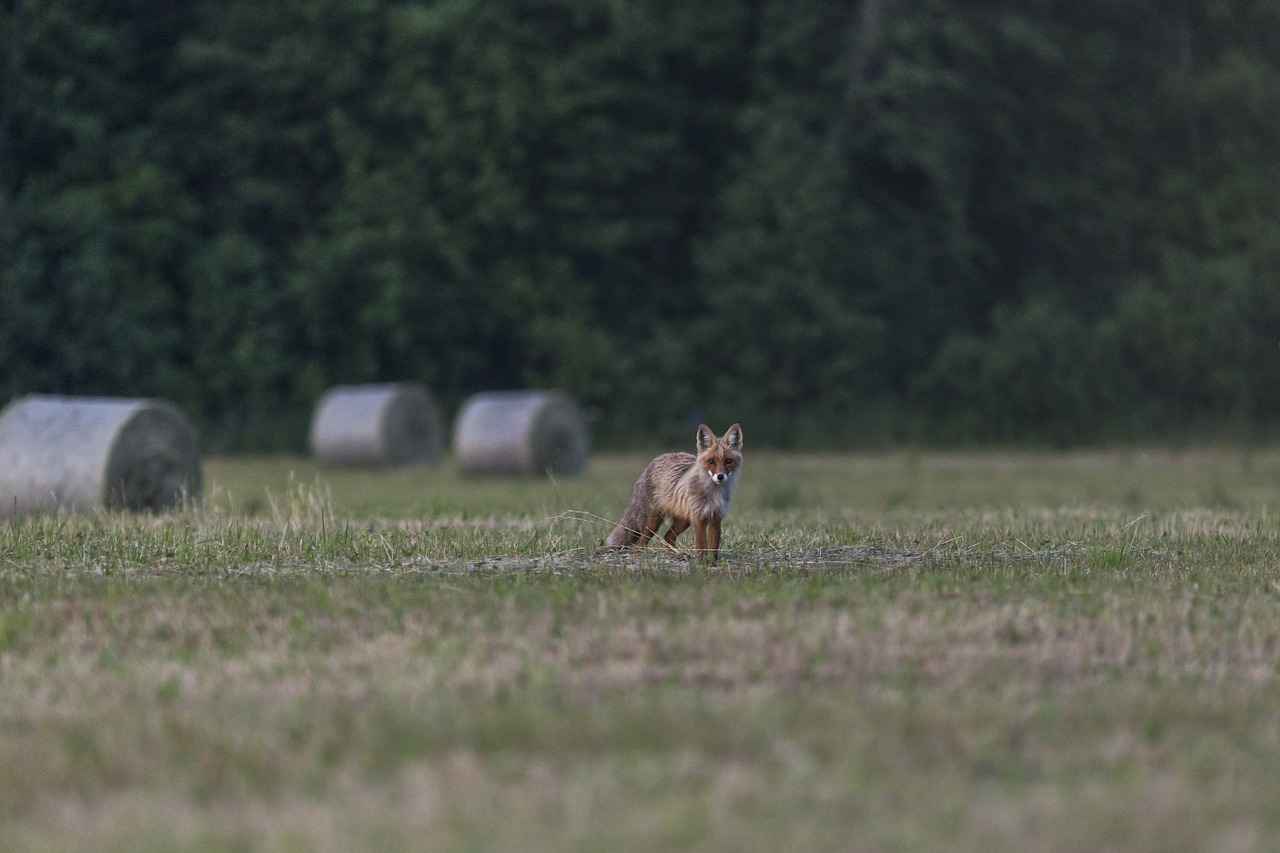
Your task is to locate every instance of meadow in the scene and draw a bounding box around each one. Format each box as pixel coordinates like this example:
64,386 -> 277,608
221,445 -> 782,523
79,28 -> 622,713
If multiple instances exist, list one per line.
3,449 -> 1280,851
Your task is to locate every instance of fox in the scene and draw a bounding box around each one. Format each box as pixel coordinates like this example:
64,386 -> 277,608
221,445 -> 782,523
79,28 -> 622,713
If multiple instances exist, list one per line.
605,423 -> 744,561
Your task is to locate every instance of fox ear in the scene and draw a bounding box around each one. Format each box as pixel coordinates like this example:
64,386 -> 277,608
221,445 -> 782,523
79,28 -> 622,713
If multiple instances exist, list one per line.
722,423 -> 743,450
696,424 -> 716,452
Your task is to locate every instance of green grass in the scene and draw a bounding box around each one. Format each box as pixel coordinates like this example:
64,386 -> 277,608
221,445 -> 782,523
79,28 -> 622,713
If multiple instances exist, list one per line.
3,449 -> 1280,851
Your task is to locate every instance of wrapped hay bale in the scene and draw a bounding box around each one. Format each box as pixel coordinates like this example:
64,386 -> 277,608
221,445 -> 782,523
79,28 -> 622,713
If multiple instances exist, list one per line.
309,383 -> 443,466
0,395 -> 203,517
453,390 -> 589,476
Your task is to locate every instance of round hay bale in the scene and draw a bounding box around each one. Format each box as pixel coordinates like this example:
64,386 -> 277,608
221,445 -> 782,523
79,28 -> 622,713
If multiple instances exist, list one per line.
0,395 -> 203,517
453,390 -> 589,476
309,383 -> 443,467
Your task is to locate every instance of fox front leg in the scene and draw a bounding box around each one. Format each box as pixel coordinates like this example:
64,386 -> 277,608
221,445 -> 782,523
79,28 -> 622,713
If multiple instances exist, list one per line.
707,517 -> 722,562
693,519 -> 709,560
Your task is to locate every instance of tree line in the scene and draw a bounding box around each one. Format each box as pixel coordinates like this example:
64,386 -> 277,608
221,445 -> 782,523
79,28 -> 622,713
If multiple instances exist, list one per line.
3,0 -> 1278,449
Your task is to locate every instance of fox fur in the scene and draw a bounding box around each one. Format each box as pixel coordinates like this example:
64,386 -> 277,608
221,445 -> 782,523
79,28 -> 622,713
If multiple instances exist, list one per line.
605,423 -> 743,560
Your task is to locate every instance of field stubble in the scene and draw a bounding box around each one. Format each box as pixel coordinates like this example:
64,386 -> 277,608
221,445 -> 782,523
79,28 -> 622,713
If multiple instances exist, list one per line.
2,449 -> 1280,851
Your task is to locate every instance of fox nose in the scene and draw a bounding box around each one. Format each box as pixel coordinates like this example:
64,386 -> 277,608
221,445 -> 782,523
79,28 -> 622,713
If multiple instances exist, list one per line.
714,473 -> 726,483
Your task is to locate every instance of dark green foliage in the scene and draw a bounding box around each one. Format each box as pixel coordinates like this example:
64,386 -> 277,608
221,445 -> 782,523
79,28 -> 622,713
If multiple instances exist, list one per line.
2,0 -> 1277,448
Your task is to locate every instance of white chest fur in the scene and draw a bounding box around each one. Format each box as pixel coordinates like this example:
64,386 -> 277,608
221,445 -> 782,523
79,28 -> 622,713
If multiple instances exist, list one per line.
707,484 -> 733,519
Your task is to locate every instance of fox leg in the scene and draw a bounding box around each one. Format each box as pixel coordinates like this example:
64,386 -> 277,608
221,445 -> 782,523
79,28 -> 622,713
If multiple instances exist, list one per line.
637,512 -> 665,548
693,520 -> 709,558
707,518 -> 722,562
663,517 -> 690,548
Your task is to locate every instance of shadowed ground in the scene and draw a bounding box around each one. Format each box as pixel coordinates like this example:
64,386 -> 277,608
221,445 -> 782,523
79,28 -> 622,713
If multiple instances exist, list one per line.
2,450 -> 1280,851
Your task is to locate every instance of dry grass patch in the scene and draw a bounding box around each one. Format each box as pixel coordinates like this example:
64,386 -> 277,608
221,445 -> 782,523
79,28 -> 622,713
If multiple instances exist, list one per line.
3,450 -> 1280,851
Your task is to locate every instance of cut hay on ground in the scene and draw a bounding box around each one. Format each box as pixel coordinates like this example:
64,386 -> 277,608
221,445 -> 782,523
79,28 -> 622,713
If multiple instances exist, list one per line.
453,390 -> 589,476
0,395 -> 202,516
309,383 -> 443,467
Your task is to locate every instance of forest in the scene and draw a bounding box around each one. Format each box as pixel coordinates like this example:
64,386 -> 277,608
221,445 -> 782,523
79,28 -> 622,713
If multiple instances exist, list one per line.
2,0 -> 1278,449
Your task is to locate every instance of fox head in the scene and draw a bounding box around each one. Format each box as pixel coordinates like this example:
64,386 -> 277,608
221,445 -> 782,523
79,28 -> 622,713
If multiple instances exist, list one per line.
695,423 -> 743,487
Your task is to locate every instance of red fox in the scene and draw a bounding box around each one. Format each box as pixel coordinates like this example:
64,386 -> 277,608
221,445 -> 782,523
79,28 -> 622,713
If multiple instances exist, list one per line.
605,423 -> 743,561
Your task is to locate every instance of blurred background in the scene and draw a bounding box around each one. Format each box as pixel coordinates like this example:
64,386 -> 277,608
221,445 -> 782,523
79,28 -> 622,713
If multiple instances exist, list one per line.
2,0 -> 1277,451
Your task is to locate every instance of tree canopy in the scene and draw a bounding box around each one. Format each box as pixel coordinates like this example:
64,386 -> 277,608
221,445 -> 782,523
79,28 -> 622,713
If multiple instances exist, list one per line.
3,0 -> 1278,448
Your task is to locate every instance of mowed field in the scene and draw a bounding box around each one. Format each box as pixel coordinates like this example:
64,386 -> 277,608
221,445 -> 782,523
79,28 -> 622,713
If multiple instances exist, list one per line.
4,449 -> 1280,852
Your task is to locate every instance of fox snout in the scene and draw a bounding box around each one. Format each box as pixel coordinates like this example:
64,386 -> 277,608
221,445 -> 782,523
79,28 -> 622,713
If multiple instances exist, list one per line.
711,471 -> 727,484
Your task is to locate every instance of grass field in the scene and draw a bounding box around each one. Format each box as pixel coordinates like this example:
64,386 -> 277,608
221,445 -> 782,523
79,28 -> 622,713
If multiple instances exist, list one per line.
4,449 -> 1280,851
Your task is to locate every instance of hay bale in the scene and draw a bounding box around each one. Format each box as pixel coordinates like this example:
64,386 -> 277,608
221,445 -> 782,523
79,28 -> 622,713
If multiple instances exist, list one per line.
0,395 -> 203,517
453,390 -> 589,476
309,383 -> 443,466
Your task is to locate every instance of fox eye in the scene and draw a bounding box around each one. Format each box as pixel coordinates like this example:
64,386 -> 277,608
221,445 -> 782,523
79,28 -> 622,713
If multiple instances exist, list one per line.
725,460 -> 735,468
